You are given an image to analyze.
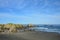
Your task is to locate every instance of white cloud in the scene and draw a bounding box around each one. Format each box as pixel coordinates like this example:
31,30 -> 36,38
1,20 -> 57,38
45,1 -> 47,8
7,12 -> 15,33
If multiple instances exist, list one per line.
0,12 -> 60,19
27,13 -> 60,19
0,13 -> 60,24
0,0 -> 28,9
0,13 -> 32,19
0,0 -> 60,10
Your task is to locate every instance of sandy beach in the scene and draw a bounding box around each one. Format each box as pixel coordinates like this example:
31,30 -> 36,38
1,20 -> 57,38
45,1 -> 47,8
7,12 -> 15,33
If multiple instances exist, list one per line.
0,31 -> 60,40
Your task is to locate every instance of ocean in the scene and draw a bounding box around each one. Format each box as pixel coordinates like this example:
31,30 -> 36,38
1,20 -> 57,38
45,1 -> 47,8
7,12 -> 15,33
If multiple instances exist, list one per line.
29,25 -> 60,33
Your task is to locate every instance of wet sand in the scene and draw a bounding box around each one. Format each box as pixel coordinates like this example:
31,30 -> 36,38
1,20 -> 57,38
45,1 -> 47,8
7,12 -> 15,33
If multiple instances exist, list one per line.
0,31 -> 60,40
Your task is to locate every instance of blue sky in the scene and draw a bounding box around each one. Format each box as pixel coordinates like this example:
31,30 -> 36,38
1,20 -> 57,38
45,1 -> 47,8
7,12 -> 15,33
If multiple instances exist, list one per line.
0,0 -> 60,24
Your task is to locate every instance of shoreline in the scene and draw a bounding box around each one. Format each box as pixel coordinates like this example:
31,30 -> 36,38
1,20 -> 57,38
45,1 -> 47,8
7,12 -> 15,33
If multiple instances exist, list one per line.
0,31 -> 60,34
0,31 -> 60,40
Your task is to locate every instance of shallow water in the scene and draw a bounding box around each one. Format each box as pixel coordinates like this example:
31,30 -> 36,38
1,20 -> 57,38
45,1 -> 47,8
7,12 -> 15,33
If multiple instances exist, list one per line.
29,26 -> 60,34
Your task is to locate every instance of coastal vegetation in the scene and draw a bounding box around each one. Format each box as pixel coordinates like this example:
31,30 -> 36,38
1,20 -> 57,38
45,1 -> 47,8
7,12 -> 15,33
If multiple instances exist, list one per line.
0,23 -> 34,33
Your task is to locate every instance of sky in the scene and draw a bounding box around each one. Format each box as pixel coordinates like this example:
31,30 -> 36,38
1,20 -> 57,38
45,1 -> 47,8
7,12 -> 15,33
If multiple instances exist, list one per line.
0,0 -> 60,24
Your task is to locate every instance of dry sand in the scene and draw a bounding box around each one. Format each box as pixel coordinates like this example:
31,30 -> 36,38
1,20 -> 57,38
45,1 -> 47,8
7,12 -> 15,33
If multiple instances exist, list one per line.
0,31 -> 60,40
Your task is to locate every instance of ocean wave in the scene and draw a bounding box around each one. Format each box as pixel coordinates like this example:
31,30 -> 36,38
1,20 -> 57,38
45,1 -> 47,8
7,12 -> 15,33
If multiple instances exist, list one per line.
29,27 -> 60,33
